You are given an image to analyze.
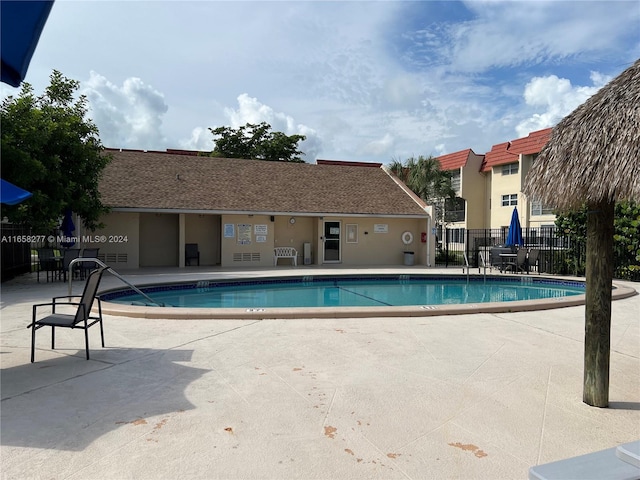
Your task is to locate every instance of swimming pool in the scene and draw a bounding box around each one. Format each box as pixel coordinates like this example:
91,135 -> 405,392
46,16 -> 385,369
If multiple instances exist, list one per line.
97,273 -> 623,319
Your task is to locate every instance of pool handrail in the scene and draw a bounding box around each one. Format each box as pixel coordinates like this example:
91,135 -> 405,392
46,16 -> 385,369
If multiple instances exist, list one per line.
463,251 -> 489,283
479,250 -> 488,282
462,252 -> 470,282
67,258 -> 164,306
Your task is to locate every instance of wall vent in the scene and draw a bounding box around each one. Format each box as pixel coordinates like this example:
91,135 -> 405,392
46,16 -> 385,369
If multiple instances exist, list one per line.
233,252 -> 261,262
98,253 -> 128,264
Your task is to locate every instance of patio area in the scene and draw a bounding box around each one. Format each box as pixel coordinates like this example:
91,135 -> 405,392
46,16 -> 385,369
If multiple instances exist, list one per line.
1,267 -> 639,479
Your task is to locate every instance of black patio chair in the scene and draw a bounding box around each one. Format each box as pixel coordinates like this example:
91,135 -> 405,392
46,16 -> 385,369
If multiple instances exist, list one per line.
185,243 -> 200,266
28,266 -> 107,362
79,247 -> 100,279
59,248 -> 81,282
528,248 -> 540,274
507,247 -> 529,273
37,247 -> 59,283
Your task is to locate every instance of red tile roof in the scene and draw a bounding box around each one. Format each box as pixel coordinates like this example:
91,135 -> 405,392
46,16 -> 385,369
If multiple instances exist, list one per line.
511,128 -> 551,155
481,128 -> 551,172
436,149 -> 480,171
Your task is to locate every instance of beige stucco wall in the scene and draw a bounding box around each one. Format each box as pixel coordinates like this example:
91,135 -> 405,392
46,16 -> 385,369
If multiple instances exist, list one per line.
490,161 -> 522,229
185,214 -> 221,266
91,212 -> 432,269
83,211 -> 140,269
460,153 -> 487,229
273,216 -> 317,265
313,216 -> 431,266
520,153 -> 557,228
220,214 -> 276,268
139,213 -> 179,267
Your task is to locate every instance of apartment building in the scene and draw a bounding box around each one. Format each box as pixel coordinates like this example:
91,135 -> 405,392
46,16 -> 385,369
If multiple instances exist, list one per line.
436,128 -> 554,232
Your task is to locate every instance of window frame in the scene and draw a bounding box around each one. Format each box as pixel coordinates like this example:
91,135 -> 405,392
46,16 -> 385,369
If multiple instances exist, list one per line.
501,194 -> 518,207
531,199 -> 554,216
501,163 -> 519,175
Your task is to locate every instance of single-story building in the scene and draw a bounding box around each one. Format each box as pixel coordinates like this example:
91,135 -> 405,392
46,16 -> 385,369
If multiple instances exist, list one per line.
84,149 -> 434,269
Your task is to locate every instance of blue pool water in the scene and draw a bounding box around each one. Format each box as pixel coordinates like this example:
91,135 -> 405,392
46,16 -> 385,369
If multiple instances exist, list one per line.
102,275 -> 585,309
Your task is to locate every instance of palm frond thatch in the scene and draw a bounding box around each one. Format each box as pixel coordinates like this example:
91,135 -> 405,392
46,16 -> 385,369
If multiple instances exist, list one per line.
524,59 -> 640,210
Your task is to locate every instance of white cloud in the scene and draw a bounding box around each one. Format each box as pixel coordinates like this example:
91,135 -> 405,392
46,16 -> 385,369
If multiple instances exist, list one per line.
180,127 -> 214,152
82,72 -> 168,149
363,133 -> 395,156
16,1 -> 635,165
382,74 -> 424,109
448,1 -> 640,72
218,94 -> 323,162
516,72 -> 610,136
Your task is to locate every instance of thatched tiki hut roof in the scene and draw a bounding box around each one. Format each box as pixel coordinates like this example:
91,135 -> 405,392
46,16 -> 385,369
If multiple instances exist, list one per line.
524,59 -> 640,408
525,59 -> 640,208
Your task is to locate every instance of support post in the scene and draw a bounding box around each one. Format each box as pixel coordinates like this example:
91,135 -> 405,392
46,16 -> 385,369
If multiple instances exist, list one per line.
583,199 -> 614,407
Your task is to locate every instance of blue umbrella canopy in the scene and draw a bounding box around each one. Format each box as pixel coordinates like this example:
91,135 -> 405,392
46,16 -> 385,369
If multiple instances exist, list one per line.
505,207 -> 523,247
1,0 -> 54,87
0,179 -> 33,205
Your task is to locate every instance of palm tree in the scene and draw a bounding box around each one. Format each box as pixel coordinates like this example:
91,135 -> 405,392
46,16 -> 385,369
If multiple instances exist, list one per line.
388,155 -> 456,224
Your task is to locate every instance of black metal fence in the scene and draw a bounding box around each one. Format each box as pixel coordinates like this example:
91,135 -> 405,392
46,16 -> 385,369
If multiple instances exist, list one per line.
0,223 -> 33,281
1,223 -> 79,282
436,227 -> 597,277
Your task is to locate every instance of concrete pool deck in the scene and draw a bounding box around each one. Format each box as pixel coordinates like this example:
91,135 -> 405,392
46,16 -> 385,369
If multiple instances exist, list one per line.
1,266 -> 639,479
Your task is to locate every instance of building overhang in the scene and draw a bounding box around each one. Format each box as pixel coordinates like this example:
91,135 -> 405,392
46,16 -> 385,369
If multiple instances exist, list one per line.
108,207 -> 429,219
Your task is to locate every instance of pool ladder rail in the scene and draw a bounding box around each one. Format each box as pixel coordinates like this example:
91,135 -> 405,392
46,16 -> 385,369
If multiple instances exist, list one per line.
462,251 -> 489,283
67,258 -> 165,306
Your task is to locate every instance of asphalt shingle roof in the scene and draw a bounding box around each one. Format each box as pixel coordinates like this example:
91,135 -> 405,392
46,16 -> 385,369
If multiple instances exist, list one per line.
100,150 -> 428,217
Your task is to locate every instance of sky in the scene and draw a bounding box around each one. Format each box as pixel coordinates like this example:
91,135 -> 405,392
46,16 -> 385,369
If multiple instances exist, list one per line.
2,0 -> 639,164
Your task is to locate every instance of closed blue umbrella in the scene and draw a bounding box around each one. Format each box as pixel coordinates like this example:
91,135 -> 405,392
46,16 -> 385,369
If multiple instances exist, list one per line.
60,208 -> 76,247
1,179 -> 33,205
505,207 -> 523,247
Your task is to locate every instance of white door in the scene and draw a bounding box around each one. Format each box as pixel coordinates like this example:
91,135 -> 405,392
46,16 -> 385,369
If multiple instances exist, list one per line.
323,220 -> 341,263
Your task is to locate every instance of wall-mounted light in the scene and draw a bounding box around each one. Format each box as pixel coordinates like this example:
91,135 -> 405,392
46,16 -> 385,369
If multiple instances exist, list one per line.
289,217 -> 296,224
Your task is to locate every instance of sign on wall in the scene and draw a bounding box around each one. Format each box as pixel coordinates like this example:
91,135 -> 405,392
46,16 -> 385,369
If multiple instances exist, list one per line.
254,224 -> 268,235
224,224 -> 235,238
237,224 -> 252,244
374,224 -> 388,233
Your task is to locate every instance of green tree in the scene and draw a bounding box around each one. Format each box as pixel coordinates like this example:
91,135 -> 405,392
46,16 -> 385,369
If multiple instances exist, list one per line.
555,201 -> 640,280
612,201 -> 640,280
1,70 -> 110,233
555,206 -> 588,275
388,155 -> 456,222
209,122 -> 306,162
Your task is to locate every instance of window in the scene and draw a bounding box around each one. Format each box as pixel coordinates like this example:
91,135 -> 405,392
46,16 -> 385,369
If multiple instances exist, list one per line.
450,171 -> 461,193
502,194 -> 518,206
444,227 -> 466,244
531,199 -> 554,216
444,197 -> 465,223
501,163 -> 519,175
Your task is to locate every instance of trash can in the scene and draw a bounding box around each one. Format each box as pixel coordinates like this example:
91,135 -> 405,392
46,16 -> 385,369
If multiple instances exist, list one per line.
403,251 -> 414,266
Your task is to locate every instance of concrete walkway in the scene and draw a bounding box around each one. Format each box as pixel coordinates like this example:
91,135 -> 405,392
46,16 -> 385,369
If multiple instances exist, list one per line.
1,267 -> 639,479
